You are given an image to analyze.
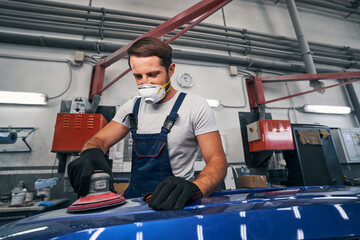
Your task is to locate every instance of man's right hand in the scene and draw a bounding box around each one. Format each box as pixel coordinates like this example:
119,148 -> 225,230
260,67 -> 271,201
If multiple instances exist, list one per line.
67,148 -> 114,197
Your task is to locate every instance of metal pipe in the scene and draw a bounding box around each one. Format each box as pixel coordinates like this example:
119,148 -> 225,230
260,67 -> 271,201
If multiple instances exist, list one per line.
0,3 -> 296,51
3,0 -> 360,59
1,18 -> 359,70
1,16 -> 358,69
269,0 -> 360,22
0,1 -> 101,21
0,14 -> 302,53
296,0 -> 360,16
2,8 -> 359,63
172,48 -> 343,73
0,31 -> 346,74
286,0 -> 316,74
1,8 -> 360,67
0,1 -> 162,27
8,0 -> 346,49
0,14 -> 151,39
3,7 -> 360,62
1,10 -> 153,34
286,0 -> 325,90
170,37 -> 360,68
1,0 -> 360,67
4,0 -> 360,55
3,9 -> 359,62
0,18 -> 140,40
10,0 -> 169,21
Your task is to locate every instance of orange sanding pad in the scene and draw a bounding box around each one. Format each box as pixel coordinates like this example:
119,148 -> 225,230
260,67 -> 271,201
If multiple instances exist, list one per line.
67,192 -> 126,213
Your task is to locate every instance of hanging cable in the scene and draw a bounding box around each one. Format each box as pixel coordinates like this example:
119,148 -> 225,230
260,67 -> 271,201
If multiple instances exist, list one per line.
48,60 -> 74,100
84,55 -> 98,65
51,155 -> 58,178
285,82 -> 298,123
219,69 -> 251,109
84,54 -> 108,65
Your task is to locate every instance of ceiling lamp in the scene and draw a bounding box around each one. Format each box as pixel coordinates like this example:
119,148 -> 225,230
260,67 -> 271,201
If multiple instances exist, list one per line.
0,90 -> 48,105
302,104 -> 351,114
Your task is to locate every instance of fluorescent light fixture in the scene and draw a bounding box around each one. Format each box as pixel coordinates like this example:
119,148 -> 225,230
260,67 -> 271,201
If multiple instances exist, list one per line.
0,90 -> 47,105
302,104 -> 351,114
206,99 -> 221,108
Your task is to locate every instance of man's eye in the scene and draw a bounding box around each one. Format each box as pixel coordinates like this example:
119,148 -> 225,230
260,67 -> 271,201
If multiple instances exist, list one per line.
134,75 -> 142,79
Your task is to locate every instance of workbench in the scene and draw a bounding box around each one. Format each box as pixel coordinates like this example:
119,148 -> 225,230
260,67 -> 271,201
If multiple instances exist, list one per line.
0,198 -> 69,226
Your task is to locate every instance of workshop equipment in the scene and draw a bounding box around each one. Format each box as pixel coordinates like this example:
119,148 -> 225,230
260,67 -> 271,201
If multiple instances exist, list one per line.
10,182 -> 26,206
266,152 -> 288,185
247,120 -> 295,152
0,127 -> 35,153
51,97 -> 112,196
51,113 -> 108,152
332,128 -> 360,164
67,171 -> 126,213
246,119 -> 295,185
0,132 -> 17,144
35,178 -> 58,201
285,124 -> 345,186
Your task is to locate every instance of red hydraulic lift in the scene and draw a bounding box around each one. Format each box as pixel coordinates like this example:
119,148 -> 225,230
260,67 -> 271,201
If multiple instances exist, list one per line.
246,71 -> 360,110
89,0 -> 232,100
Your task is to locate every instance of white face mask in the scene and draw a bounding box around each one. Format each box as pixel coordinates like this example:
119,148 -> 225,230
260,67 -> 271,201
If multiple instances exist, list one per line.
138,81 -> 171,104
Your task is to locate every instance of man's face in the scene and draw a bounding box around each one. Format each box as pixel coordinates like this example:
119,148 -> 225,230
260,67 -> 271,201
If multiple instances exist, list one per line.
130,56 -> 175,86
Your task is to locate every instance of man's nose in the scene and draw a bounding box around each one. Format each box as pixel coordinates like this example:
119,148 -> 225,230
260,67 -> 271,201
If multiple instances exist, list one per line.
142,76 -> 154,85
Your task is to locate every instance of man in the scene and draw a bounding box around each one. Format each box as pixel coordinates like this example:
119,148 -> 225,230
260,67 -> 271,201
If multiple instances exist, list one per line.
68,37 -> 227,210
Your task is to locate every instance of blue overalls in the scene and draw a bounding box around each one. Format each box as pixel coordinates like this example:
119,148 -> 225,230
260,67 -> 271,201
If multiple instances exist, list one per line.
124,92 -> 187,198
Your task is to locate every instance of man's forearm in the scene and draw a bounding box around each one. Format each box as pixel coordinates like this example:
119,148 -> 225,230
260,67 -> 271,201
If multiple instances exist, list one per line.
81,136 -> 107,154
192,157 -> 227,197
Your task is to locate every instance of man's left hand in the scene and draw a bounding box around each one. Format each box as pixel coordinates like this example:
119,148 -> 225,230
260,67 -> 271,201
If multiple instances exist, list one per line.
145,176 -> 203,210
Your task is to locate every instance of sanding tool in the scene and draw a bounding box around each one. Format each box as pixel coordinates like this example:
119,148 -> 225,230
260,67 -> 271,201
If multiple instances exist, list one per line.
67,171 -> 126,213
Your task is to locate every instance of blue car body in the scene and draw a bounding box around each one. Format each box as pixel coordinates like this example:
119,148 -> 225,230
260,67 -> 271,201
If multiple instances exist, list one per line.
1,186 -> 360,240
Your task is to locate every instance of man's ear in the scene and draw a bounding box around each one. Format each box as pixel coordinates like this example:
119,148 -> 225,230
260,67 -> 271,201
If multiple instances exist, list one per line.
168,63 -> 175,77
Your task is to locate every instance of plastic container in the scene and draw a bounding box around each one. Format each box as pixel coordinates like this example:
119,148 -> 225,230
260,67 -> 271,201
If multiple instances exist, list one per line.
239,166 -> 250,175
35,178 -> 58,190
37,188 -> 52,201
24,191 -> 35,202
11,190 -> 26,205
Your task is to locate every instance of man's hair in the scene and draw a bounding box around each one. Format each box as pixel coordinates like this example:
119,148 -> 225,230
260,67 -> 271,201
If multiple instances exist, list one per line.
127,37 -> 173,71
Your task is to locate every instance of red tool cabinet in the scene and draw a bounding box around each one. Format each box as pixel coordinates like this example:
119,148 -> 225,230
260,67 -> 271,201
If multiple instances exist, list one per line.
51,113 -> 107,152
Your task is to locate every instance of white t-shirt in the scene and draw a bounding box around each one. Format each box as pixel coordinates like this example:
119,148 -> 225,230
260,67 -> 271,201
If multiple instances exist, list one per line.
112,91 -> 218,181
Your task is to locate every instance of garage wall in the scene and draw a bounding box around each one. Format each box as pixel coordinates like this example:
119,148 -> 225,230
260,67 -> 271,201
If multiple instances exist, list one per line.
0,0 -> 359,188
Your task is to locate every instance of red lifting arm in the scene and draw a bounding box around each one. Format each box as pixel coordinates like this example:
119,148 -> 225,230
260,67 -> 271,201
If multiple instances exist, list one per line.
246,71 -> 360,110
89,0 -> 232,100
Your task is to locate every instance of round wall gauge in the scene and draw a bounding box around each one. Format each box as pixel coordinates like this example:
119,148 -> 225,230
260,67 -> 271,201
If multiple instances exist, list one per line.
177,73 -> 194,88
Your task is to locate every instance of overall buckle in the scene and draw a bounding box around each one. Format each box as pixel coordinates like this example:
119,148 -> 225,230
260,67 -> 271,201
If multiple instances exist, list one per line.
162,117 -> 175,132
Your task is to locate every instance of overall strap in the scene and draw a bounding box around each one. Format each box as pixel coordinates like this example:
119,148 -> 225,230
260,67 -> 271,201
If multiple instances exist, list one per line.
161,92 -> 187,134
122,97 -> 141,134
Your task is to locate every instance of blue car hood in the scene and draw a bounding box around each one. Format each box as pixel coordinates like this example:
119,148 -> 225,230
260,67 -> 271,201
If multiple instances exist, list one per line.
1,186 -> 360,240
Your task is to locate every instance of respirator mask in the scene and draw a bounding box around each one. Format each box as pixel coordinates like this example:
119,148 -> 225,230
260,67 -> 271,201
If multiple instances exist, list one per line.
138,80 -> 171,104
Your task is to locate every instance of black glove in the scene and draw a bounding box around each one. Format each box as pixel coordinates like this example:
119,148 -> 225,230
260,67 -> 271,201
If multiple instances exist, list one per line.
67,148 -> 115,197
145,176 -> 203,210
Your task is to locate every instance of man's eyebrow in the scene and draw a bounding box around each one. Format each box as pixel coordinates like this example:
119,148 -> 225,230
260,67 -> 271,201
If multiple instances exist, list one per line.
147,71 -> 161,75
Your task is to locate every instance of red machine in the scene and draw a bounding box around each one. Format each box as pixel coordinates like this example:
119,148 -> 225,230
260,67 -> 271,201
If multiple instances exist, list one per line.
51,113 -> 108,152
247,119 -> 295,152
